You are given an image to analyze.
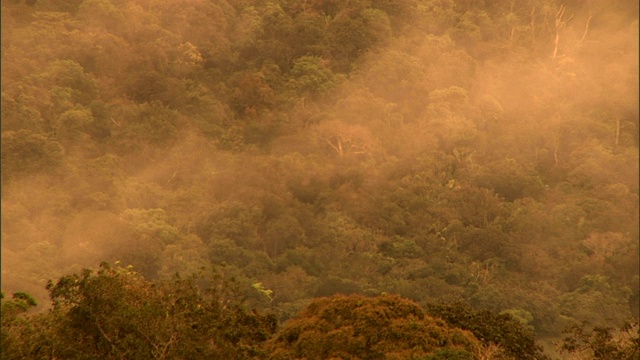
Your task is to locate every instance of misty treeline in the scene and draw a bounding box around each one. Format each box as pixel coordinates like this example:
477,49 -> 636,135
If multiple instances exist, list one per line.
1,0 -> 638,358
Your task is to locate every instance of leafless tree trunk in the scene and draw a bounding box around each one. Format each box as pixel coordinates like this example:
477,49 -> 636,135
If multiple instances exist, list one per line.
615,117 -> 621,148
508,0 -> 516,43
530,5 -> 536,44
552,4 -> 573,59
553,131 -> 560,165
577,14 -> 593,46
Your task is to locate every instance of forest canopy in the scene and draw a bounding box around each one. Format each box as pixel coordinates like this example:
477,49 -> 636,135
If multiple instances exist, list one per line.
1,0 -> 638,358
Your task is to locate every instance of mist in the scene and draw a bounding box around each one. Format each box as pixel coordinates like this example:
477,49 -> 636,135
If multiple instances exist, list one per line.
1,0 -> 638,356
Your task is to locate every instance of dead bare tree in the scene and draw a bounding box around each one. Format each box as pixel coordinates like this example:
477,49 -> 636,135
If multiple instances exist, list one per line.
577,13 -> 593,47
552,4 -> 573,59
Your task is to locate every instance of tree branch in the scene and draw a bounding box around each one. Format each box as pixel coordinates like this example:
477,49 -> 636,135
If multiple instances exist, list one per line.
577,15 -> 593,46
95,320 -> 117,353
553,4 -> 573,59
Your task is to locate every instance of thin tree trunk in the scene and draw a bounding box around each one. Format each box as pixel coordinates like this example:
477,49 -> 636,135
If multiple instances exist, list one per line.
553,4 -> 573,59
615,117 -> 620,148
553,132 -> 560,165
552,31 -> 560,59
577,15 -> 592,46
531,6 -> 536,44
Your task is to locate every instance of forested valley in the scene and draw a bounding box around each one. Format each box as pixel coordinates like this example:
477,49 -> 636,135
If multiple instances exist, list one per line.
1,0 -> 638,358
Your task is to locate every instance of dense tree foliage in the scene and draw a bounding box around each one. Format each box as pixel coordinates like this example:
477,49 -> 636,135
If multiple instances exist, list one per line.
5,267 -> 555,359
2,0 -> 638,358
265,294 -> 482,359
427,302 -> 549,359
2,263 -> 277,359
560,320 -> 639,360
